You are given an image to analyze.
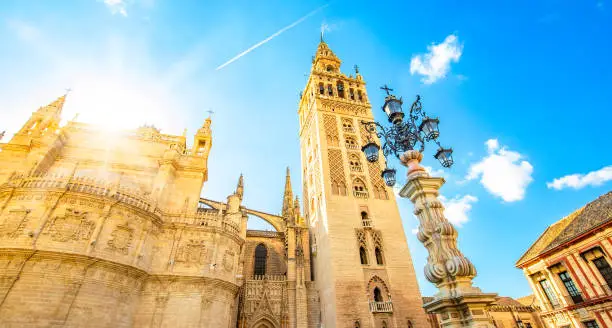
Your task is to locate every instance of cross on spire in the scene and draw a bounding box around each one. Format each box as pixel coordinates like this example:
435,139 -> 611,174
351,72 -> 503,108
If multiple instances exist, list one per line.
64,88 -> 72,95
354,65 -> 359,74
206,109 -> 214,117
380,84 -> 394,95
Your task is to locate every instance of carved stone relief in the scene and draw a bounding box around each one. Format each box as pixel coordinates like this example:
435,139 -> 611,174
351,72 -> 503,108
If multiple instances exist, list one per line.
46,208 -> 95,242
175,239 -> 207,266
107,223 -> 134,255
0,208 -> 30,238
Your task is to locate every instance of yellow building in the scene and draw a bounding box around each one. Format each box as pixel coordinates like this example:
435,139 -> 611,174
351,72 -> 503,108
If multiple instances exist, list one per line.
0,39 -> 428,328
516,192 -> 612,328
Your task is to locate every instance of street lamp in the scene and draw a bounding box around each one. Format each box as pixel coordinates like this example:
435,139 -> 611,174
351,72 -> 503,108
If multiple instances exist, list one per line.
360,85 -> 453,187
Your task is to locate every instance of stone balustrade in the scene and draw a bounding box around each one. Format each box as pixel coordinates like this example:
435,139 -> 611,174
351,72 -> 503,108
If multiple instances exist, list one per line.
251,275 -> 286,281
1,172 -> 241,238
369,301 -> 393,313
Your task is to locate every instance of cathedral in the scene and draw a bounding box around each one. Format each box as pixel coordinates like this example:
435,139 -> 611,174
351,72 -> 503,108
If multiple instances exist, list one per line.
0,40 -> 427,327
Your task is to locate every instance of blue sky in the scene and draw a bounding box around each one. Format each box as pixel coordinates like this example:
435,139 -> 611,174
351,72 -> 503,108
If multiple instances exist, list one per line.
1,0 -> 610,299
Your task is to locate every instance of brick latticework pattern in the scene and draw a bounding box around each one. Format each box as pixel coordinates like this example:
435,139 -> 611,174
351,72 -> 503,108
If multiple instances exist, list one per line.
323,114 -> 339,147
327,149 -> 347,196
368,162 -> 389,200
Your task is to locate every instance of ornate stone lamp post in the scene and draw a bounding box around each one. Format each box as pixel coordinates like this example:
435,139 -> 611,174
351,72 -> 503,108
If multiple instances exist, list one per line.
361,86 -> 497,328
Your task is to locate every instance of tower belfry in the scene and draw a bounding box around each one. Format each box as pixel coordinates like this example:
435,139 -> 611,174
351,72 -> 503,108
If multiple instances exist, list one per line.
299,38 -> 429,327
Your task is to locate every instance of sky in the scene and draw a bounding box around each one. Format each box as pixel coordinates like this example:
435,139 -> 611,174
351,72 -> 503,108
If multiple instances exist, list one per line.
0,0 -> 611,299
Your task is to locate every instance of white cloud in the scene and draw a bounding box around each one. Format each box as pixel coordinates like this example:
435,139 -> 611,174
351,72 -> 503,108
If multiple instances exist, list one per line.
440,194 -> 478,227
410,34 -> 463,84
547,166 -> 612,190
466,139 -> 533,202
423,165 -> 446,178
411,227 -> 419,235
104,0 -> 128,17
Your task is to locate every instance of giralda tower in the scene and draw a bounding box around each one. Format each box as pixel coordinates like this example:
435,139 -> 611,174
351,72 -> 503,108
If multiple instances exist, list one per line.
298,38 -> 429,328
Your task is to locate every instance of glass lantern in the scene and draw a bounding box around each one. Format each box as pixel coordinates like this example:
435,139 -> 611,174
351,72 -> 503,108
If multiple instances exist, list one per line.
381,168 -> 397,187
419,117 -> 440,140
382,97 -> 404,125
434,147 -> 454,168
361,142 -> 380,163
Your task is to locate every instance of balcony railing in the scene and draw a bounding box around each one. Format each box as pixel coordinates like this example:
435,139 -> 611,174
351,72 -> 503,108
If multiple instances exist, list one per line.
362,219 -> 372,228
353,190 -> 368,199
369,301 -> 393,313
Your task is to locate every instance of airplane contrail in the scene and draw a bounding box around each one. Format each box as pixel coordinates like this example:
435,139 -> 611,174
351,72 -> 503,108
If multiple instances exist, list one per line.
216,4 -> 329,70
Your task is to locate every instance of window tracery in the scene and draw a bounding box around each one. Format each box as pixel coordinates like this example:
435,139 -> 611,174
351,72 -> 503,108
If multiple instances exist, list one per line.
345,137 -> 358,150
349,154 -> 363,172
352,177 -> 368,198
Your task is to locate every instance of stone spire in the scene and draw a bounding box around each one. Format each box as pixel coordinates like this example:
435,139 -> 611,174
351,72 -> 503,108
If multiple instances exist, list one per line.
282,167 -> 294,218
236,174 -> 244,200
312,36 -> 341,72
38,94 -> 67,117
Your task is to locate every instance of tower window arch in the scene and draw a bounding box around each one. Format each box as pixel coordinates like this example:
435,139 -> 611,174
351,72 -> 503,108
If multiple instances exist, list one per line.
319,83 -> 325,95
345,137 -> 358,150
375,247 -> 384,265
326,65 -> 334,72
353,178 -> 368,198
327,84 -> 334,96
254,244 -> 267,276
337,81 -> 345,98
349,88 -> 355,100
349,155 -> 362,172
373,287 -> 383,302
342,119 -> 354,133
359,246 -> 368,265
357,90 -> 363,101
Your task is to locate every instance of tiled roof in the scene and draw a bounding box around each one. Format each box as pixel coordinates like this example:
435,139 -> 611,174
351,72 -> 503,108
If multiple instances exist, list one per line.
516,294 -> 536,307
493,297 -> 525,307
516,192 -> 612,267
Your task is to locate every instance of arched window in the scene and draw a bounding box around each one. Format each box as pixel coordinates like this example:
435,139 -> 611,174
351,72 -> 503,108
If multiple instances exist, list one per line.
342,119 -> 354,133
357,90 -> 363,101
382,321 -> 388,328
353,178 -> 367,198
337,82 -> 345,98
349,88 -> 355,100
254,244 -> 267,276
349,155 -> 362,172
373,287 -> 383,302
319,83 -> 325,95
327,84 -> 334,96
359,246 -> 368,265
375,247 -> 384,265
354,321 -> 360,328
326,65 -> 334,72
345,137 -> 358,150
361,211 -> 371,227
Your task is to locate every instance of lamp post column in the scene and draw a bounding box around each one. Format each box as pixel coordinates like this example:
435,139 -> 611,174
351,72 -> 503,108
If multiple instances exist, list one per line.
398,150 -> 497,328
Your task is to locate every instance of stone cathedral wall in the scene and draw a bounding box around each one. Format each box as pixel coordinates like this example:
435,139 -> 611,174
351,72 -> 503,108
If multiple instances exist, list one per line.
0,175 -> 243,328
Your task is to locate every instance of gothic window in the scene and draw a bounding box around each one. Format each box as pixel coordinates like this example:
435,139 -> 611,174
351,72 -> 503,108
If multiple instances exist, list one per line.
375,247 -> 384,265
593,257 -> 612,288
319,83 -> 325,95
382,321 -> 388,328
359,246 -> 368,265
345,137 -> 358,150
349,155 -> 362,172
353,178 -> 368,198
357,90 -> 363,101
539,279 -> 560,308
337,82 -> 345,98
354,321 -> 360,328
342,119 -> 354,133
349,88 -> 355,100
558,271 -> 583,303
361,211 -> 371,227
407,320 -> 413,328
373,287 -> 383,302
584,321 -> 600,328
327,84 -> 334,96
254,244 -> 267,276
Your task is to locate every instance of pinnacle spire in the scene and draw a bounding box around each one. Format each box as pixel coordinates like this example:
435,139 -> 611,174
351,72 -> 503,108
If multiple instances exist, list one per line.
38,94 -> 67,117
282,167 -> 294,218
236,174 -> 244,199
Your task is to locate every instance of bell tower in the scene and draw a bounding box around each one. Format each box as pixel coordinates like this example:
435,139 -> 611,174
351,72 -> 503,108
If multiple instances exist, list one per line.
298,38 -> 428,328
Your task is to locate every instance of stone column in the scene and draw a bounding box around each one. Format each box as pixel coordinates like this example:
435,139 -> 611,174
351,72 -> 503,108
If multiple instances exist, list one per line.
398,150 -> 497,328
